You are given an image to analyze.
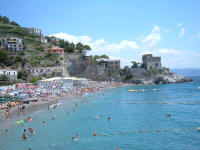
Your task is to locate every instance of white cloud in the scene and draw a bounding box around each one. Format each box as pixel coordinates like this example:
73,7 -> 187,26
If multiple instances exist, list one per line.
50,32 -> 92,44
142,25 -> 161,49
50,32 -> 139,55
177,22 -> 183,27
178,28 -> 185,37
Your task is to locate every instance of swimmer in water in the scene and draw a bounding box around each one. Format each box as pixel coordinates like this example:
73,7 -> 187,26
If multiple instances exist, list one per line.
72,134 -> 79,141
5,130 -> 8,134
24,129 -> 27,134
22,133 -> 28,139
28,128 -> 35,134
108,117 -> 111,121
42,121 -> 46,126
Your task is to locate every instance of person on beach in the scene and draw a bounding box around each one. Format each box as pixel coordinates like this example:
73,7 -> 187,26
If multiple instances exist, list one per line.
17,107 -> 20,116
22,104 -> 25,112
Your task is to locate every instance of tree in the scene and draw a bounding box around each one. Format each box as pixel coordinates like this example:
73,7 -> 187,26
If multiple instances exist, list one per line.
124,74 -> 133,81
0,50 -> 8,65
1,16 -> 9,24
76,42 -> 84,53
0,75 -> 9,81
131,61 -> 140,68
10,21 -> 19,26
82,45 -> 91,56
100,54 -> 109,60
17,71 -> 28,81
66,43 -> 75,53
29,76 -> 38,84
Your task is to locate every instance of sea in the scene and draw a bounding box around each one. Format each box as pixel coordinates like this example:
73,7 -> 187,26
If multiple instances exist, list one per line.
0,76 -> 200,150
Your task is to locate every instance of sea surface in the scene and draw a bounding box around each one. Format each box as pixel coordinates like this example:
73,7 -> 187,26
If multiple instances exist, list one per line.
1,76 -> 200,150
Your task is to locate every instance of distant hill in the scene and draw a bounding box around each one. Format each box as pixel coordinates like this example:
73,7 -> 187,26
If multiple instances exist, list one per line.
171,68 -> 200,77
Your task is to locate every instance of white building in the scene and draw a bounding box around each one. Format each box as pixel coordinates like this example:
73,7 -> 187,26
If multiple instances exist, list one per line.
40,37 -> 47,43
0,69 -> 17,80
27,67 -> 63,76
27,28 -> 43,36
37,77 -> 62,88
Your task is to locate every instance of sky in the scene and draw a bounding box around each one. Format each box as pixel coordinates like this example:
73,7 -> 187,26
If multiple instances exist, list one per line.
0,0 -> 200,69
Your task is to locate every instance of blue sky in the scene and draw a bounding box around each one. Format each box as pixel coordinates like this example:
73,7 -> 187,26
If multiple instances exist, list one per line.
1,0 -> 200,68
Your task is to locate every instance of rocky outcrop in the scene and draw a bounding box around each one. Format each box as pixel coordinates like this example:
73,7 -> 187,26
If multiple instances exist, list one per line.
128,73 -> 193,85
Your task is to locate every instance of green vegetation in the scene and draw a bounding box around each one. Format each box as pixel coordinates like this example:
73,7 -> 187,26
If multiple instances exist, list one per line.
144,69 -> 162,76
58,39 -> 91,54
89,54 -> 109,61
0,74 -> 10,81
0,15 -> 19,26
131,61 -> 141,68
29,75 -> 42,84
17,71 -> 28,81
124,74 -> 133,80
0,50 -> 9,67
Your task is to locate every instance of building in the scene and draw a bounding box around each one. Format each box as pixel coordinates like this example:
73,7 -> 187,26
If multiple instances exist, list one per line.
142,54 -> 162,70
47,46 -> 64,57
40,37 -> 47,43
27,28 -> 43,36
50,36 -> 59,44
0,69 -> 17,80
27,67 -> 63,76
5,37 -> 24,51
98,60 -> 120,71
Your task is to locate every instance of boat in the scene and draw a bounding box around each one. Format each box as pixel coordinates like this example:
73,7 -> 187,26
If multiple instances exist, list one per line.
128,90 -> 137,92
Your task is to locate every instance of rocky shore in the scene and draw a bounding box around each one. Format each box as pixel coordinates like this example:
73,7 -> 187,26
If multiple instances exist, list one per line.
128,73 -> 193,85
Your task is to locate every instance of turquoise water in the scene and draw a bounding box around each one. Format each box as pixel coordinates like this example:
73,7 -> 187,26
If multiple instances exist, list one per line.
1,77 -> 200,150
